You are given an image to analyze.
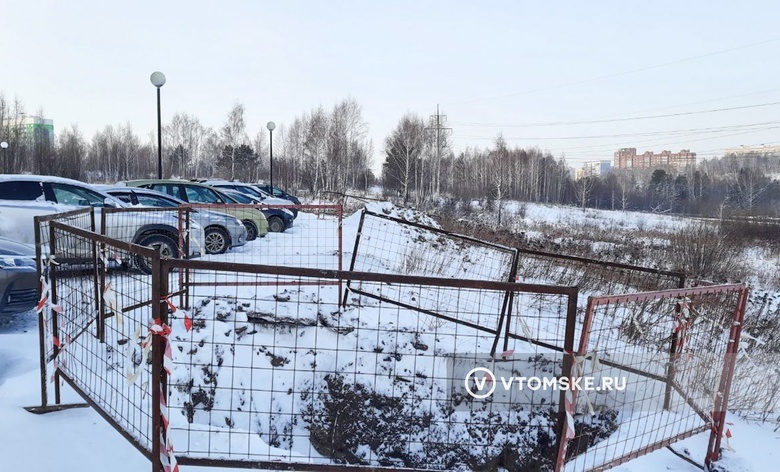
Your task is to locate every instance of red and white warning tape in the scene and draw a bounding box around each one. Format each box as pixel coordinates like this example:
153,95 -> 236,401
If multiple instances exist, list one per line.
563,351 -> 600,442
36,255 -> 67,381
148,318 -> 179,472
674,298 -> 694,361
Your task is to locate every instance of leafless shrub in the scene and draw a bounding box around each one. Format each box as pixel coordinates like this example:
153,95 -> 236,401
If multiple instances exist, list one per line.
516,203 -> 528,220
667,222 -> 744,281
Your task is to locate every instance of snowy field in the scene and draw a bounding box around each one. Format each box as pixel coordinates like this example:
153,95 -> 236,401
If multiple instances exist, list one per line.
1,202 -> 778,471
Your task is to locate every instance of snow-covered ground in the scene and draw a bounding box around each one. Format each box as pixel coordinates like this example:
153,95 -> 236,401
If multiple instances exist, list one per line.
1,202 -> 778,471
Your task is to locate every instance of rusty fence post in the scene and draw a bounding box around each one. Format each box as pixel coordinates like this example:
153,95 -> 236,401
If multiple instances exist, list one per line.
554,288 -> 580,472
34,217 -> 49,409
48,223 -> 61,405
341,208 -> 366,307
89,209 -> 103,341
337,204 -> 343,308
490,249 -> 520,357
151,252 -> 165,472
706,286 -> 748,466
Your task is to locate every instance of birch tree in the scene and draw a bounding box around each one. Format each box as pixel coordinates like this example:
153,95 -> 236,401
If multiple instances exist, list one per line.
382,114 -> 424,204
220,104 -> 248,180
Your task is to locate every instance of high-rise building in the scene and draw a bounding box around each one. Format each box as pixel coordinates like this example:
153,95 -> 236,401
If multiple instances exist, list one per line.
613,148 -> 695,170
2,115 -> 55,142
724,145 -> 780,157
576,160 -> 612,179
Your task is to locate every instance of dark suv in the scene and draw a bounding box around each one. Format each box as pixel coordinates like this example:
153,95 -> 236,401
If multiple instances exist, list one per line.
255,185 -> 301,206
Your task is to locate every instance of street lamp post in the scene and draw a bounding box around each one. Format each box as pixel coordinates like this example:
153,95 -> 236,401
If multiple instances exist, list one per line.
0,141 -> 8,174
266,121 -> 276,190
150,71 -> 166,179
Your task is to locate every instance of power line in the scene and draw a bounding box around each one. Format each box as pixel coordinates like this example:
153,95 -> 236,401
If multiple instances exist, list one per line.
534,123 -> 780,154
584,87 -> 780,120
445,36 -> 780,106
563,127 -> 780,161
450,120 -> 780,141
450,101 -> 780,128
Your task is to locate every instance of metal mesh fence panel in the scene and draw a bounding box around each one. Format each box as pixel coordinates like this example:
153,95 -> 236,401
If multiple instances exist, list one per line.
33,208 -> 95,406
514,248 -> 685,296
345,210 -> 518,332
559,284 -> 747,471
437,219 -> 687,297
161,259 -> 578,471
47,221 -> 161,455
35,213 -> 748,472
101,207 -> 195,264
185,203 -> 342,270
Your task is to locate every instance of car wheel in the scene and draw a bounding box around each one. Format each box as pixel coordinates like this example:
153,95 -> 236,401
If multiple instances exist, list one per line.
243,220 -> 258,241
204,227 -> 229,254
268,216 -> 285,233
134,233 -> 179,274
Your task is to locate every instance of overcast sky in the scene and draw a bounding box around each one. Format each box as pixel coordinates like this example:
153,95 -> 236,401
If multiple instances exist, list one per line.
2,1 -> 780,171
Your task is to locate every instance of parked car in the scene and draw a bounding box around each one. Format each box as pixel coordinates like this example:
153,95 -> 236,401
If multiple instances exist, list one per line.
103,186 -> 247,255
122,179 -> 269,240
217,188 -> 294,233
0,237 -> 38,315
0,175 -> 205,274
203,180 -> 299,218
255,185 -> 301,206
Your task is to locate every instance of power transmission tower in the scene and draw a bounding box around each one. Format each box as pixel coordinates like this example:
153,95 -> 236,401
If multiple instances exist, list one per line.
425,104 -> 452,195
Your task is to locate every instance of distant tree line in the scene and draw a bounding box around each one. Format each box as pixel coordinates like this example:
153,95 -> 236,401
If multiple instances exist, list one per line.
570,156 -> 780,218
0,91 -> 375,193
381,113 -> 780,218
2,89 -> 779,217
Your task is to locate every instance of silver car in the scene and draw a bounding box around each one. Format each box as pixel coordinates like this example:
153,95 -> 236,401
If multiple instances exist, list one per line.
104,186 -> 247,255
0,237 -> 37,315
0,175 -> 205,274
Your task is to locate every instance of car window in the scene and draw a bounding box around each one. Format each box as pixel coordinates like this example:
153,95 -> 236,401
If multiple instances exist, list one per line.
49,183 -> 108,207
241,186 -> 265,198
0,181 -> 45,201
111,193 -> 133,204
149,184 -> 181,199
185,185 -> 222,203
138,195 -> 177,207
225,191 -> 253,204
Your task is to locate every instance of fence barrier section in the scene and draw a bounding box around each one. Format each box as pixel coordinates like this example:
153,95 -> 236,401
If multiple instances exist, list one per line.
558,284 -> 748,471
32,211 -> 745,472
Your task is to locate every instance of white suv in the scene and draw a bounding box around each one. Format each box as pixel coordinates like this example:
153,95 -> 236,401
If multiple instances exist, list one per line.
0,175 -> 205,273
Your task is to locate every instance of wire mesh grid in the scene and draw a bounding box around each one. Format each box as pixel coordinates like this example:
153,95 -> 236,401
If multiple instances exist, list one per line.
161,260 -> 577,471
514,249 -> 685,297
36,213 -> 747,472
561,285 -> 747,471
49,221 -> 159,453
346,210 -> 518,321
34,208 -> 95,404
101,207 -> 197,263
185,203 -> 343,270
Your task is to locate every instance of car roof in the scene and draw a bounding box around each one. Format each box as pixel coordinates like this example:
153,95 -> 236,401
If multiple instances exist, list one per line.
0,174 -> 123,202
206,180 -> 248,186
0,236 -> 36,255
124,179 -> 215,189
105,186 -> 186,202
0,174 -> 96,186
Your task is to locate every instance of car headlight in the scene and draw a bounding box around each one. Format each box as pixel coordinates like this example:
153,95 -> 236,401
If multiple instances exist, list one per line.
283,209 -> 294,217
0,256 -> 36,269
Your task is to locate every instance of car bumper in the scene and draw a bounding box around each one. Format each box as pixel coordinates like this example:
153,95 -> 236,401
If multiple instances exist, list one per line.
188,227 -> 205,258
0,268 -> 39,314
230,224 -> 248,247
